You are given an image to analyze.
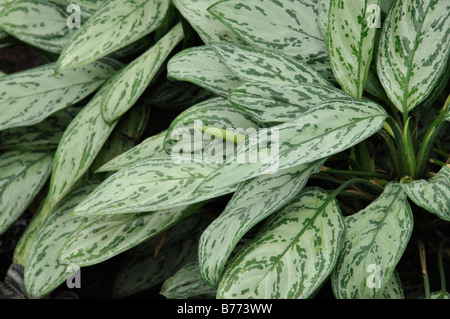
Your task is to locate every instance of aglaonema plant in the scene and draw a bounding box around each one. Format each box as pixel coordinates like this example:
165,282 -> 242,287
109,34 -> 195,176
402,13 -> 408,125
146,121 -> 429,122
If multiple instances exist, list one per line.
0,0 -> 448,299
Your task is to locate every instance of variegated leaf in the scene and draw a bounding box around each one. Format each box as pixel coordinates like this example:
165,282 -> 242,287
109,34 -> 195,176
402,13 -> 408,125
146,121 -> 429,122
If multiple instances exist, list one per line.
59,204 -> 202,267
73,158 -> 236,215
23,181 -> 98,298
45,90 -> 118,214
91,98 -> 151,172
56,0 -> 170,72
212,43 -> 331,86
0,0 -> 77,53
172,0 -> 242,44
379,270 -> 405,299
209,0 -> 329,63
164,97 -> 260,156
112,214 -> 207,298
377,0 -> 450,113
65,0 -> 103,16
198,98 -> 387,192
328,0 -> 379,98
217,187 -> 345,299
229,82 -> 350,123
401,166 -> 450,221
161,259 -> 216,299
0,59 -> 121,131
317,0 -> 330,40
167,45 -> 243,97
0,151 -> 53,236
100,23 -> 184,124
331,183 -> 414,299
0,107 -> 79,151
199,160 -> 325,288
96,130 -> 168,173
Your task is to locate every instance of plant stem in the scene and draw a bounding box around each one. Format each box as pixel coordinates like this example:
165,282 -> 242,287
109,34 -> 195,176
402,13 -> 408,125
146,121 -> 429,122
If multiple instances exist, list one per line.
328,178 -> 383,201
418,240 -> 431,299
437,237 -> 448,294
310,173 -> 345,185
321,166 -> 392,181
386,116 -> 408,177
415,98 -> 449,179
354,141 -> 374,172
402,117 -> 417,177
378,130 -> 402,178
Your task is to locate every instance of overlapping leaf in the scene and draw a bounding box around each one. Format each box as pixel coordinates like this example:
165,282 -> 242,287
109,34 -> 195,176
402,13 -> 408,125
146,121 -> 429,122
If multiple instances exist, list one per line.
56,0 -> 170,72
0,59 -> 121,131
100,23 -> 184,124
73,158 -> 236,215
332,183 -> 414,299
167,45 -> 242,97
173,0 -> 242,44
45,90 -> 118,214
23,181 -> 98,298
217,187 -> 345,299
0,107 -> 79,151
377,0 -> 450,113
0,0 -> 77,53
211,43 -> 331,86
164,97 -> 260,157
65,0 -> 103,16
96,130 -> 168,173
401,166 -> 450,221
0,151 -> 53,236
59,204 -> 202,267
199,160 -> 325,288
229,82 -> 350,123
198,98 -> 388,192
209,0 -> 328,63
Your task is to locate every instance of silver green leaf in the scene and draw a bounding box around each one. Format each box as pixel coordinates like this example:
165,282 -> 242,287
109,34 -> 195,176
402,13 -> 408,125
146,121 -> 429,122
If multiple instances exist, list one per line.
172,0 -> 242,44
209,0 -> 328,62
199,160 -> 325,288
0,59 -> 121,131
164,97 -> 260,156
379,270 -> 405,299
377,0 -> 450,113
317,0 -> 330,40
23,181 -> 98,298
59,204 -> 202,267
161,259 -> 216,299
56,0 -> 170,72
429,291 -> 450,299
167,45 -> 243,97
96,130 -> 168,173
0,151 -> 53,236
44,90 -> 118,214
0,0 -> 77,53
74,157 -> 236,215
211,43 -> 331,86
328,0 -> 379,98
100,23 -> 184,124
199,98 -> 388,192
65,0 -> 103,16
0,107 -> 79,151
401,166 -> 450,221
229,82 -> 350,123
331,183 -> 414,299
217,187 -> 345,299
